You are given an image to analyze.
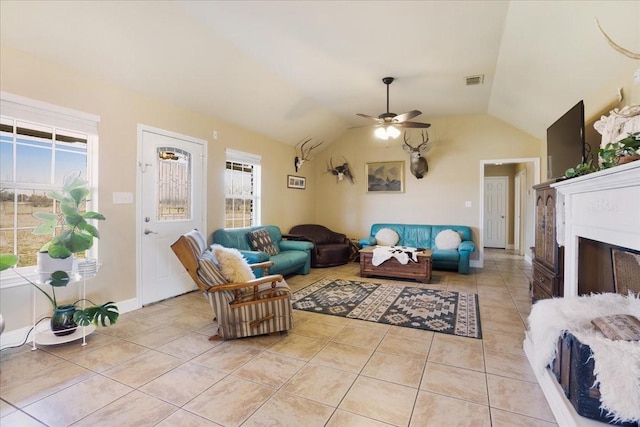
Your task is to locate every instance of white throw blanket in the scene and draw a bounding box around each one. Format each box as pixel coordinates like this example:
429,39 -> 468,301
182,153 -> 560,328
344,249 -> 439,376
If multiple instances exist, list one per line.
372,245 -> 420,266
527,293 -> 640,423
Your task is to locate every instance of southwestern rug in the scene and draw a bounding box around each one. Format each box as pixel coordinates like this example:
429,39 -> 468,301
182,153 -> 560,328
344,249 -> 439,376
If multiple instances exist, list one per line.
291,278 -> 482,339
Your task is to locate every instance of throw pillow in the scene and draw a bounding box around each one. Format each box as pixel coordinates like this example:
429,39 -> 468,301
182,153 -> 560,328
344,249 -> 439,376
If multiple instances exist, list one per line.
592,314 -> 640,341
435,229 -> 462,250
247,228 -> 279,256
375,228 -> 399,246
211,244 -> 255,283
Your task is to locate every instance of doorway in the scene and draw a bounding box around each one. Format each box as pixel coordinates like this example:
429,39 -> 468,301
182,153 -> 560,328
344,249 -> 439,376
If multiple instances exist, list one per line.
136,125 -> 207,306
478,158 -> 540,268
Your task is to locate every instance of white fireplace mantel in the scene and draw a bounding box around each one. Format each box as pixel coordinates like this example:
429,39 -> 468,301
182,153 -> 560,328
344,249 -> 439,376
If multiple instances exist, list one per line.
551,161 -> 640,297
524,161 -> 640,427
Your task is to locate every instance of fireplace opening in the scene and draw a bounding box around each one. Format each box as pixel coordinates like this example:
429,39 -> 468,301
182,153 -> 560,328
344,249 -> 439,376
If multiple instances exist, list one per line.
578,237 -> 640,295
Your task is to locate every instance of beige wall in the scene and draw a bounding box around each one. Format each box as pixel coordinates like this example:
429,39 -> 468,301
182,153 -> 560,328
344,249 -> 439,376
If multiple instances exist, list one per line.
0,47 -> 316,331
311,115 -> 543,253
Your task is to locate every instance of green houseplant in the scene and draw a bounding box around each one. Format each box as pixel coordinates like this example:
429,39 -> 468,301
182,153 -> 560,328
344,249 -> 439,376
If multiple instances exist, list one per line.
33,170 -> 106,260
598,132 -> 640,169
564,132 -> 640,178
0,253 -> 118,335
4,170 -> 119,336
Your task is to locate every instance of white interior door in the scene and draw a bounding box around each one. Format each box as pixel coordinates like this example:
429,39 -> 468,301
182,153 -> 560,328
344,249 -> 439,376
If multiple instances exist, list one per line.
138,126 -> 206,305
484,176 -> 508,248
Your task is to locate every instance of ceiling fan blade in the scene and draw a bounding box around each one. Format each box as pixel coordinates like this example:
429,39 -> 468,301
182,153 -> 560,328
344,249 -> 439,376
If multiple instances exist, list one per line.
399,121 -> 431,128
392,110 -> 422,123
356,113 -> 384,123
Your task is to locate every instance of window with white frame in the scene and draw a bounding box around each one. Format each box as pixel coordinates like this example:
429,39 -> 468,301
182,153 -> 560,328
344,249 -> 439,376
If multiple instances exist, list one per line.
0,93 -> 99,272
224,149 -> 261,228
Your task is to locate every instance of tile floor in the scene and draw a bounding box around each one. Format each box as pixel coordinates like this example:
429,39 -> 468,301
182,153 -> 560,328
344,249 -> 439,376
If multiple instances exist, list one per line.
0,249 -> 557,426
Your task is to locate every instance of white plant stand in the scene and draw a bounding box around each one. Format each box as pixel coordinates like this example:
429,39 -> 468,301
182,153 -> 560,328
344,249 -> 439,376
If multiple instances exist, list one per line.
31,260 -> 99,349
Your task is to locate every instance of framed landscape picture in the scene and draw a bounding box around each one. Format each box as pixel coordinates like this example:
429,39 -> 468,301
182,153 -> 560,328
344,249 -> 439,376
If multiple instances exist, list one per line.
287,175 -> 306,189
366,161 -> 404,193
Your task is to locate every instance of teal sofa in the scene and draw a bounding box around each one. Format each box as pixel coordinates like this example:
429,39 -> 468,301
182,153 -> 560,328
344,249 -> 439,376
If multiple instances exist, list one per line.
212,225 -> 313,277
359,224 -> 475,274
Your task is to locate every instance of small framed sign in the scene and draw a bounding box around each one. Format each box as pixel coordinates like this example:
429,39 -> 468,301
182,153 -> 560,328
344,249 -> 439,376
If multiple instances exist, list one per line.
287,175 -> 306,189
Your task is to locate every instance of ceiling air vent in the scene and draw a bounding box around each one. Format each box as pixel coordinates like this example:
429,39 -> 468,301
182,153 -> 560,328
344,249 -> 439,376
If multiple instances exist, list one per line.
465,74 -> 484,86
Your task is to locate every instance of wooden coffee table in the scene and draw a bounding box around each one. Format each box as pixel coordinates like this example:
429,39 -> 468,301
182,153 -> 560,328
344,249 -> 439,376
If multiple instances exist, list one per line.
359,246 -> 432,283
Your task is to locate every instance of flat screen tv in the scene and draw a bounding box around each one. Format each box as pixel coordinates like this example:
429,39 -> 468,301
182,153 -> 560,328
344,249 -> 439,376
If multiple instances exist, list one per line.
546,100 -> 585,180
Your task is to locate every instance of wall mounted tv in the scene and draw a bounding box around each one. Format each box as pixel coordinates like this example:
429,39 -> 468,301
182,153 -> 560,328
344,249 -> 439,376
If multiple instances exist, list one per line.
546,100 -> 586,180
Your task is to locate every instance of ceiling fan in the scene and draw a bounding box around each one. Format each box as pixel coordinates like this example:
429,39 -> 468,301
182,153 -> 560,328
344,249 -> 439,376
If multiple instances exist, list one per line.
357,77 -> 430,139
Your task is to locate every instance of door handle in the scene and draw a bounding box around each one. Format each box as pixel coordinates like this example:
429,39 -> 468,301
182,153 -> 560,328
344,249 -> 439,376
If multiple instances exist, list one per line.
144,228 -> 158,235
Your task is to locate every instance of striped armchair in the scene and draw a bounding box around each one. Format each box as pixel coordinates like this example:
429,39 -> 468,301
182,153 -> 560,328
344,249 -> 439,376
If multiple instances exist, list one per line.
171,229 -> 293,340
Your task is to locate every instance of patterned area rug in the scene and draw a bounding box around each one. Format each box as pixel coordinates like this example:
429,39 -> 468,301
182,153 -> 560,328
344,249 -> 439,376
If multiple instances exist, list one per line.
292,278 -> 481,339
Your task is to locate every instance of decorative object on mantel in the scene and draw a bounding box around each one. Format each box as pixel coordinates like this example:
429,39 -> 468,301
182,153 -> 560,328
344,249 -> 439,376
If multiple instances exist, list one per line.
294,138 -> 323,172
527,292 -> 640,424
564,116 -> 640,178
599,132 -> 640,168
402,130 -> 431,179
326,157 -> 355,184
594,105 -> 640,148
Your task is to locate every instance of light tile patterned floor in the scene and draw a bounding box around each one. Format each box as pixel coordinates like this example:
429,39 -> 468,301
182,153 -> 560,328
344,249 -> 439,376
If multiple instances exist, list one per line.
0,249 -> 557,426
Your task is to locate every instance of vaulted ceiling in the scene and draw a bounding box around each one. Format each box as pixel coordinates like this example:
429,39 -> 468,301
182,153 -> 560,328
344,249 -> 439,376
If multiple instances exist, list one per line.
1,1 -> 638,146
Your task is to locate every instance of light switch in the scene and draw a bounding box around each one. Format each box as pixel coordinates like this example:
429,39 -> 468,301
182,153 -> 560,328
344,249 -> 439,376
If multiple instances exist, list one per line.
465,201 -> 472,208
113,192 -> 134,204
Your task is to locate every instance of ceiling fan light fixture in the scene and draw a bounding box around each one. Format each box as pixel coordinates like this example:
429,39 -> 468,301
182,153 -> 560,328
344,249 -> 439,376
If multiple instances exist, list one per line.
357,76 -> 431,134
387,125 -> 401,139
374,125 -> 401,140
374,127 -> 389,140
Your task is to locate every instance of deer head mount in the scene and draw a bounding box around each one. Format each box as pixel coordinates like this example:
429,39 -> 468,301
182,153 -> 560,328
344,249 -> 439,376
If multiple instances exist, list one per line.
327,157 -> 354,184
596,19 -> 640,60
402,130 -> 430,179
294,138 -> 323,172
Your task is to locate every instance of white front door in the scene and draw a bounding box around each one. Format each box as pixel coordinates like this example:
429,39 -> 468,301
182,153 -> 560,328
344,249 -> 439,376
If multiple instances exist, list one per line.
484,176 -> 508,248
138,125 -> 207,305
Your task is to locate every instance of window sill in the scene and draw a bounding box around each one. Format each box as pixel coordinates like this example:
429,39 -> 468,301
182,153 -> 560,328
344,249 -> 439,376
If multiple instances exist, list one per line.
0,269 -> 38,290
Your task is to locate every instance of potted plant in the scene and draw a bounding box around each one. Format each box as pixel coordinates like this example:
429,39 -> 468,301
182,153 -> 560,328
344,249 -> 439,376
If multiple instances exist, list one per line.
564,159 -> 597,178
17,169 -> 117,336
0,253 -> 118,336
598,132 -> 640,169
32,170 -> 105,280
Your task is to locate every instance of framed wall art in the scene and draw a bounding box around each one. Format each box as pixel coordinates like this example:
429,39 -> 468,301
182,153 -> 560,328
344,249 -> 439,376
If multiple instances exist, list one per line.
366,161 -> 405,193
287,175 -> 306,189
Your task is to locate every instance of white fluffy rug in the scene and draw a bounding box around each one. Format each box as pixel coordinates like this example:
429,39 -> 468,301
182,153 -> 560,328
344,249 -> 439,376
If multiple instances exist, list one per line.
527,293 -> 640,423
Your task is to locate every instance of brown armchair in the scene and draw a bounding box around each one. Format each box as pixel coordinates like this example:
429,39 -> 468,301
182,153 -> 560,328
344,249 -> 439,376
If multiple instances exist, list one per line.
288,224 -> 351,268
171,229 -> 293,340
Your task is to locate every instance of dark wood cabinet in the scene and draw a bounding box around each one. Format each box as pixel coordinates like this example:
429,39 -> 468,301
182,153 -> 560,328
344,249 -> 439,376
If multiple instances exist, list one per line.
532,182 -> 564,301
